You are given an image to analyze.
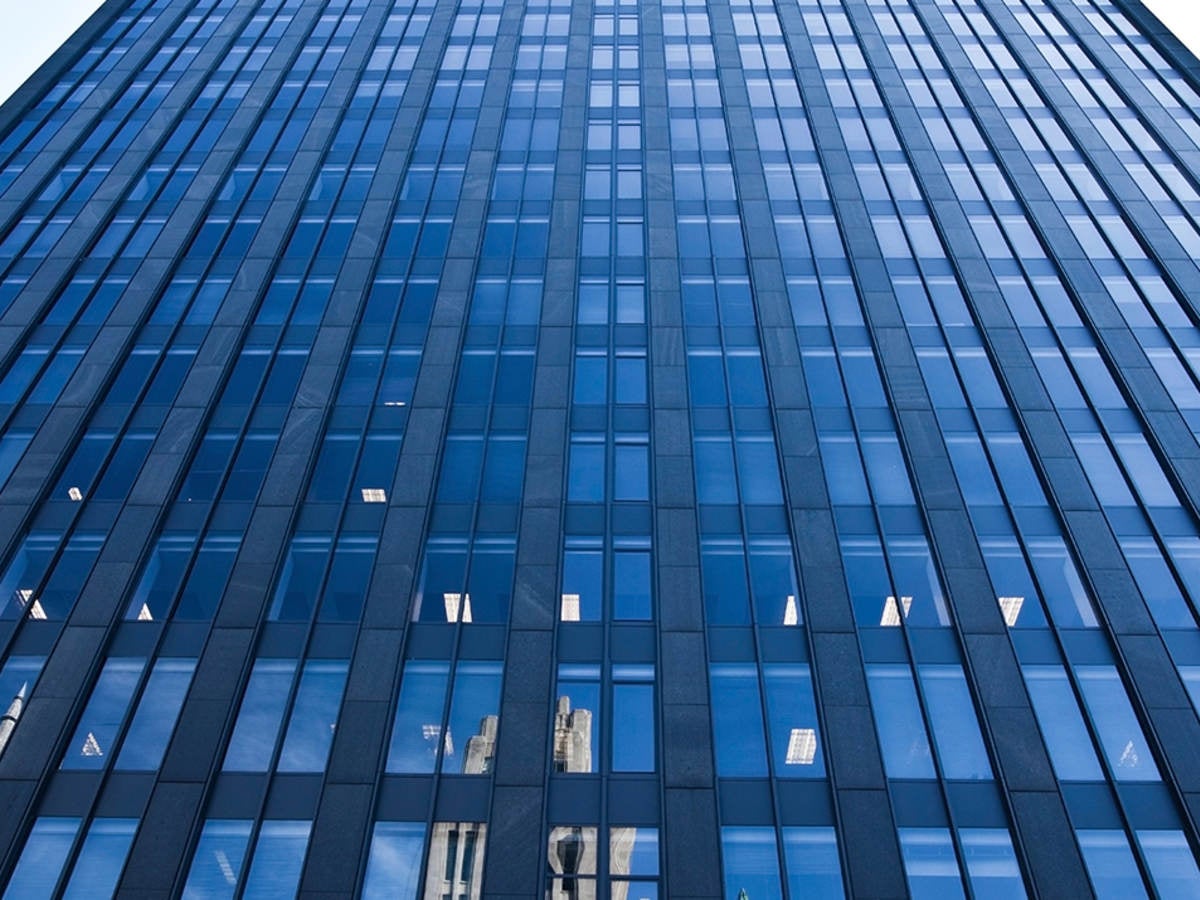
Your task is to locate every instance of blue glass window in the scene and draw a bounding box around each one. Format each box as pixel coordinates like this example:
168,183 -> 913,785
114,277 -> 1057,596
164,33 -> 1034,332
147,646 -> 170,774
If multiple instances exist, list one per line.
1077,830 -> 1148,900
362,822 -> 426,898
918,666 -> 992,780
782,828 -> 846,898
62,658 -> 146,770
223,659 -> 297,772
959,829 -> 1027,899
1135,830 -> 1200,899
721,827 -> 784,899
1074,666 -> 1160,782
115,658 -> 195,770
899,828 -> 966,899
866,664 -> 936,779
182,820 -> 252,898
612,665 -> 654,773
276,660 -> 347,773
1023,665 -> 1104,781
60,818 -> 139,899
554,665 -> 600,774
241,821 -> 311,899
710,664 -> 768,777
3,818 -> 81,899
387,661 -> 501,775
763,664 -> 825,777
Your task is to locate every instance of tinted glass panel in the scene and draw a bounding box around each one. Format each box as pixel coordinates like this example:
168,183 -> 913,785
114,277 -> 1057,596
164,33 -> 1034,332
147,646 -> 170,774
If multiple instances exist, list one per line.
182,820 -> 252,899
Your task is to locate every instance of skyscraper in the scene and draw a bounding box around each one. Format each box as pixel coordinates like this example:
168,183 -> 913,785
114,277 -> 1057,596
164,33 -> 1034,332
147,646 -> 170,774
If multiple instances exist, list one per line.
1,0 -> 1200,893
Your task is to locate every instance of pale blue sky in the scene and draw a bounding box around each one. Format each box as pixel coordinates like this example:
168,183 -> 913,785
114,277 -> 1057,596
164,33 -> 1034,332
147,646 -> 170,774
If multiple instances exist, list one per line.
0,0 -> 1195,106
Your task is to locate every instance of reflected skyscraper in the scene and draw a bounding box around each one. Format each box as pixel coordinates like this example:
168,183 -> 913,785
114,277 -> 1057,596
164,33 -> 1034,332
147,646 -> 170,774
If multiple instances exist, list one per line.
552,695 -> 593,774
0,0 -> 1200,895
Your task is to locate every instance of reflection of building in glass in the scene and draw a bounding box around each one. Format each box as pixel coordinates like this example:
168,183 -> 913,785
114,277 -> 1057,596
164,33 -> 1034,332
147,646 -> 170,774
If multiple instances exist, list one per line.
545,826 -> 642,900
547,826 -> 598,900
552,696 -> 592,774
0,685 -> 25,756
607,827 -> 637,900
423,822 -> 486,900
462,714 -> 497,775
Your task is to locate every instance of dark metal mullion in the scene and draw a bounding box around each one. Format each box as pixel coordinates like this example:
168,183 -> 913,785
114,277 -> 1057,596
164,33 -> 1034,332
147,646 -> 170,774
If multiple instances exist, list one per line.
0,0 -> 266,368
639,5 -> 728,894
0,0 -> 308,586
707,5 -> 918,899
100,0 -> 418,891
0,0 -> 337,879
1110,0 -> 1200,103
412,21 -> 534,890
858,12 -> 1133,890
1042,0 -> 1200,203
0,0 -> 200,216
299,0 -> 486,889
905,0 -> 1200,852
483,0 -> 587,890
936,0 -> 1200,525
774,1 -> 1098,897
0,0 -> 227,290
845,0 -> 1200,885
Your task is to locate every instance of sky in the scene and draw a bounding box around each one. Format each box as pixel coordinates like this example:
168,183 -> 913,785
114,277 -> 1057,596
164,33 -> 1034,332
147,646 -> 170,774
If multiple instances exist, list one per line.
0,0 -> 1195,105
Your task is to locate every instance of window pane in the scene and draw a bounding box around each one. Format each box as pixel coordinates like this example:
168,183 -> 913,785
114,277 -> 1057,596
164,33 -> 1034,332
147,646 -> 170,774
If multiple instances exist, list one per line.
442,662 -> 501,775
127,536 -> 193,620
3,818 -> 81,899
60,818 -> 138,900
223,659 -> 297,772
269,538 -> 330,621
548,825 -> 598,898
612,675 -> 654,773
611,827 -> 658,876
277,660 -> 347,772
362,822 -> 426,899
1078,830 -> 1149,900
899,828 -> 966,899
782,827 -> 845,899
388,662 -> 450,773
613,444 -> 648,500
0,655 -> 43,750
721,827 -> 783,899
242,821 -> 311,899
710,664 -> 768,776
182,820 -> 252,899
763,665 -> 824,777
866,664 -> 936,778
1022,665 -> 1103,781
612,550 -> 651,620
748,544 -> 800,626
555,666 -> 599,773
562,549 -> 602,622
568,443 -> 604,501
0,655 -> 43,705
1074,666 -> 1161,782
62,658 -> 146,770
702,544 -> 750,624
959,828 -> 1027,900
918,666 -> 992,780
425,822 -> 486,899
116,658 -> 196,770
1135,830 -> 1200,900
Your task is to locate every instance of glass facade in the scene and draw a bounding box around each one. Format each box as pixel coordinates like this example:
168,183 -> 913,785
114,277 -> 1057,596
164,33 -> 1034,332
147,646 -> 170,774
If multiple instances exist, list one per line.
0,0 -> 1198,894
